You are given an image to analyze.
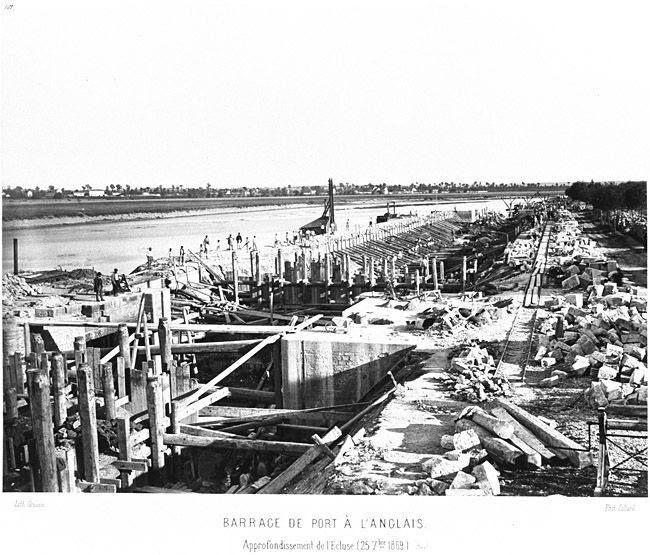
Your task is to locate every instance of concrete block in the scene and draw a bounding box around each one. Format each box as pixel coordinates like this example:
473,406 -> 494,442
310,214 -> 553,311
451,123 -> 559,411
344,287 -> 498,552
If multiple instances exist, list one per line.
572,356 -> 591,375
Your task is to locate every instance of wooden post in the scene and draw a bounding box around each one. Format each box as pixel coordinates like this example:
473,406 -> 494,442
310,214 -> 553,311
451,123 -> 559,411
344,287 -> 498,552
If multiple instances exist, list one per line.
74,335 -> 86,373
255,252 -> 261,285
77,364 -> 100,483
439,260 -> 445,283
415,270 -> 420,295
118,323 -> 132,370
273,340 -> 283,408
116,417 -> 132,489
158,317 -> 172,374
55,446 -> 76,492
461,255 -> 467,292
102,363 -> 117,420
40,352 -> 50,377
4,387 -> 18,420
27,369 -> 58,492
23,323 -> 31,357
13,352 -> 25,394
232,251 -> 240,305
391,257 -> 396,282
325,253 -> 332,286
345,254 -> 352,284
32,334 -> 45,362
276,249 -> 283,278
130,363 -> 148,413
115,355 -> 126,398
146,376 -> 165,484
432,257 -> 439,290
383,258 -> 388,282
369,257 -> 376,287
361,255 -> 367,279
13,237 -> 19,274
424,256 -> 430,280
51,353 -> 67,428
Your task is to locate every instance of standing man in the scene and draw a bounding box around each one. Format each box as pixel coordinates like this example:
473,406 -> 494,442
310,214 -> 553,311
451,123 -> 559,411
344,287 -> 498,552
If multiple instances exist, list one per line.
179,245 -> 185,265
236,232 -> 243,249
227,234 -> 234,250
111,268 -> 119,296
93,272 -> 105,302
203,235 -> 210,253
146,247 -> 154,269
252,236 -> 258,251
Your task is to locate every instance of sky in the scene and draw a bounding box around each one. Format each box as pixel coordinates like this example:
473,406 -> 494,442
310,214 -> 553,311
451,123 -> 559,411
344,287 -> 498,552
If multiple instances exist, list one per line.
1,0 -> 648,189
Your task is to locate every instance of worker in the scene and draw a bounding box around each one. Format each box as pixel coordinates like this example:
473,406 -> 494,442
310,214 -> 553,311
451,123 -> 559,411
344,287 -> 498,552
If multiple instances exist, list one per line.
216,239 -> 221,251
236,232 -> 243,249
119,274 -> 131,292
111,268 -> 119,296
203,235 -> 210,252
608,267 -> 624,286
252,236 -> 258,251
146,247 -> 154,269
179,246 -> 185,265
93,272 -> 105,302
273,233 -> 279,247
244,236 -> 250,250
227,234 -> 234,250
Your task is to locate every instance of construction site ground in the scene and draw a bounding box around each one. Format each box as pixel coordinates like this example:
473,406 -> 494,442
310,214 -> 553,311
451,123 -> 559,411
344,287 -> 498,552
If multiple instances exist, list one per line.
300,212 -> 647,497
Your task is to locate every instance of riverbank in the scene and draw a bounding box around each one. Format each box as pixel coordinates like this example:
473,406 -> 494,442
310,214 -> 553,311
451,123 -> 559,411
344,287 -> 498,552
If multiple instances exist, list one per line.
2,191 -> 558,230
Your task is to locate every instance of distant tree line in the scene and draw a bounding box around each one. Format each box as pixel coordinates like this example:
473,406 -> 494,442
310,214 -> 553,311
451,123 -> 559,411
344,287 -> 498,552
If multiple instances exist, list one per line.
565,181 -> 646,211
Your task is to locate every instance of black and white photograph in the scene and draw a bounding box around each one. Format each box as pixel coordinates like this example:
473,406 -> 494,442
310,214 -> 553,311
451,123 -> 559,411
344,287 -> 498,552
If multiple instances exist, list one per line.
1,0 -> 648,553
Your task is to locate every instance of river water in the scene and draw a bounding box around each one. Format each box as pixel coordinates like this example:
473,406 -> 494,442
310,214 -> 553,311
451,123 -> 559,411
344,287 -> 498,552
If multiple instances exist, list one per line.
2,198 -> 523,273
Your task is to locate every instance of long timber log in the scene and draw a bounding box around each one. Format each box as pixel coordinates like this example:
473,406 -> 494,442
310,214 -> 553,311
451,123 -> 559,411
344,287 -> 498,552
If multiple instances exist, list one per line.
162,433 -> 311,455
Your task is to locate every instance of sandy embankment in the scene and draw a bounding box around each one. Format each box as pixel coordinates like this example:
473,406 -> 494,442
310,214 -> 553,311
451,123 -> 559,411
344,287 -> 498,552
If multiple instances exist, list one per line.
1,204 -> 309,231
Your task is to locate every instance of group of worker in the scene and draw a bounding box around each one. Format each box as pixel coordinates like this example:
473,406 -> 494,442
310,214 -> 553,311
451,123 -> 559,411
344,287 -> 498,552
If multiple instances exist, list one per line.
93,268 -> 130,302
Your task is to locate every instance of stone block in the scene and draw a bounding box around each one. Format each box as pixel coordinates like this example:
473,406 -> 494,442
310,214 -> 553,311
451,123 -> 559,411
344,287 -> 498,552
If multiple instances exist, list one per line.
428,479 -> 450,495
571,356 -> 591,375
450,471 -> 476,490
580,339 -> 597,355
539,375 -> 561,388
440,434 -> 455,450
606,343 -> 624,357
586,381 -> 608,408
452,430 -> 481,452
422,455 -> 466,481
541,357 -> 557,368
631,366 -> 646,386
598,365 -> 618,380
562,275 -> 581,290
472,462 -> 501,495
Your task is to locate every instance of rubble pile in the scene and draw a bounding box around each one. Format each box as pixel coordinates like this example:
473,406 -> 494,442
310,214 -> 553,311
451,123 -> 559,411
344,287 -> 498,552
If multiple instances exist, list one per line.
533,284 -> 647,404
440,342 -> 510,402
2,273 -> 42,304
416,400 -> 590,495
411,296 -> 515,334
505,232 -> 538,270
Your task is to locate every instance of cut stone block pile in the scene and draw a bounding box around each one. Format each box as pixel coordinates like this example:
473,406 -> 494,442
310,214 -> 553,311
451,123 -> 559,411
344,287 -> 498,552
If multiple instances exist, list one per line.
533,284 -> 647,404
439,342 -> 510,402
411,296 -> 515,333
2,273 -> 42,305
416,399 -> 591,495
506,233 -> 538,269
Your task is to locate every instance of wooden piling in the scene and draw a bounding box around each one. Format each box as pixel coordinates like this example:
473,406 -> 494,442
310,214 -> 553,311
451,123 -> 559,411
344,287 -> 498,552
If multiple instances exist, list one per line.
439,260 -> 445,283
391,257 -> 396,282
23,323 -> 31,356
4,387 -> 18,420
130,363 -> 148,413
77,364 -> 100,483
116,417 -> 132,489
146,376 -> 166,484
55,446 -> 76,492
51,353 -> 67,428
432,257 -> 439,290
74,335 -> 86,373
102,363 -> 117,420
415,270 -> 420,295
232,251 -> 240,305
462,255 -> 467,292
158,317 -> 172,373
32,334 -> 45,361
13,352 -> 25,394
115,355 -> 126,398
369,257 -> 376,287
27,369 -> 58,491
118,323 -> 132,370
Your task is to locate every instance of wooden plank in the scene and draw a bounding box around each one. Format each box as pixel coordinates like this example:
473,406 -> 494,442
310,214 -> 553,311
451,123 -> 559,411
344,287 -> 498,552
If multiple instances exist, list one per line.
162,432 -> 311,455
112,460 -> 148,472
133,486 -> 192,494
102,363 -> 117,420
179,423 -> 242,439
181,334 -> 283,407
28,320 -> 296,334
495,398 -> 592,468
51,354 -> 68,428
177,387 -> 231,421
77,480 -> 117,493
257,427 -> 342,494
132,339 -> 263,355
